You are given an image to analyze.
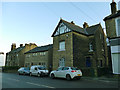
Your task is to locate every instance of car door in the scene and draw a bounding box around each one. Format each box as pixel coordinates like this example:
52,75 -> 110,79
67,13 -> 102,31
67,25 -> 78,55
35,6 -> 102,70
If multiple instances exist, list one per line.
55,67 -> 63,77
62,67 -> 69,78
32,67 -> 37,75
34,67 -> 38,75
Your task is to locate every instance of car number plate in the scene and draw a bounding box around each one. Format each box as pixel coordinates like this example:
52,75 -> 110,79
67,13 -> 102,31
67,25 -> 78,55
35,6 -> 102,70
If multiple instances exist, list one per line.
77,74 -> 80,76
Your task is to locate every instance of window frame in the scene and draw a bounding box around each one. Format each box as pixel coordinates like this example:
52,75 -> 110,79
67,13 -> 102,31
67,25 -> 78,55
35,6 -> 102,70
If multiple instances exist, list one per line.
115,17 -> 120,37
59,41 -> 65,51
89,42 -> 93,52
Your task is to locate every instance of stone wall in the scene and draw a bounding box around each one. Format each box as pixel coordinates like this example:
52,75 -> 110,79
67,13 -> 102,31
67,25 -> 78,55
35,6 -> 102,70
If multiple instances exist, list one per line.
52,32 -> 73,70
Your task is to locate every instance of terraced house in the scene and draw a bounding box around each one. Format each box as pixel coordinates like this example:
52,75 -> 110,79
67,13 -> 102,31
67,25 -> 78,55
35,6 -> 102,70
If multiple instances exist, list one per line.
52,19 -> 108,76
104,1 -> 120,75
5,43 -> 37,67
24,44 -> 53,70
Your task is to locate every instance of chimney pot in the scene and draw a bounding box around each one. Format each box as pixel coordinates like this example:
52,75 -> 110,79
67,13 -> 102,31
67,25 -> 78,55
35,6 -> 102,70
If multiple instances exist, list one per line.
20,44 -> 23,47
83,22 -> 89,28
11,43 -> 16,51
71,21 -> 75,24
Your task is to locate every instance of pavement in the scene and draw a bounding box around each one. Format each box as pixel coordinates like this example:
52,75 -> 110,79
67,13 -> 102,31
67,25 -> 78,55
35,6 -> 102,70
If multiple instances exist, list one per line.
82,76 -> 119,82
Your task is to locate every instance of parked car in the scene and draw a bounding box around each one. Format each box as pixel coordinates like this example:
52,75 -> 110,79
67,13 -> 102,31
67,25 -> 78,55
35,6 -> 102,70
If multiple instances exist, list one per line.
30,65 -> 49,77
18,67 -> 30,75
50,67 -> 82,80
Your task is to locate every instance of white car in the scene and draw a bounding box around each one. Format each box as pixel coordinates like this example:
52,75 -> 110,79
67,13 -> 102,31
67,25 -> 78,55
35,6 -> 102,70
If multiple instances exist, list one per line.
50,67 -> 82,80
30,65 -> 49,77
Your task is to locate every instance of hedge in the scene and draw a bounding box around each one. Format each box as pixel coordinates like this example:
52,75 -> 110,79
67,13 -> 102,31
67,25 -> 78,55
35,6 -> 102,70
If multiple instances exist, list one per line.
2,66 -> 20,72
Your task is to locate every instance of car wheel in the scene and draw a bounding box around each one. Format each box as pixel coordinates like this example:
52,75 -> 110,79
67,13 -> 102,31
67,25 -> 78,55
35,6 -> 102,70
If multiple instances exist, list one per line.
30,72 -> 32,76
18,73 -> 21,75
51,73 -> 55,79
66,74 -> 71,81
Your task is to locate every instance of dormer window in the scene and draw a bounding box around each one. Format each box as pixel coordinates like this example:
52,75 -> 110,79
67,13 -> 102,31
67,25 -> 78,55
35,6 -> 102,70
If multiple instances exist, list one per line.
54,22 -> 71,36
59,24 -> 65,34
89,42 -> 93,52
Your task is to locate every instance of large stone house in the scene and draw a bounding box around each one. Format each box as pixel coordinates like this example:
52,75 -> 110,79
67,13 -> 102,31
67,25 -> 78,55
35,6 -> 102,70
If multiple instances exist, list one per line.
104,1 -> 120,75
24,44 -> 53,70
52,19 -> 108,76
5,43 -> 37,67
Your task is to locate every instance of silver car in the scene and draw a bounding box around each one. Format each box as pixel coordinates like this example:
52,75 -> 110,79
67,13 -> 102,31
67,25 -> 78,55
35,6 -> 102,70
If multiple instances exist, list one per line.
18,67 -> 30,75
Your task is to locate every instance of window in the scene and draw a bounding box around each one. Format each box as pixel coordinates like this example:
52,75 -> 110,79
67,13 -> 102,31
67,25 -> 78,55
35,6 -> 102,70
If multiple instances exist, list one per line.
59,58 -> 65,67
16,54 -> 18,57
31,62 -> 33,66
59,25 -> 65,34
59,41 -> 65,51
100,34 -> 102,39
86,57 -> 91,67
39,62 -> 41,65
89,42 -> 93,52
57,67 -> 63,71
116,18 -> 120,36
71,67 -> 79,70
63,67 -> 69,70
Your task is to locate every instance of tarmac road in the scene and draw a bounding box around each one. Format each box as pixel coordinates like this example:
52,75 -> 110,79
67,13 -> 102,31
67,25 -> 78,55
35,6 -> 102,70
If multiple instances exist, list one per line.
1,72 -> 119,89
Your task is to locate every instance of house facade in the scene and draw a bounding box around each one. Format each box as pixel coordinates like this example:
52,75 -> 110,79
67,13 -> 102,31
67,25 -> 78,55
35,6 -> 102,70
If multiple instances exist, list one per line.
24,44 -> 53,70
104,1 -> 120,75
5,43 -> 37,67
0,52 -> 4,66
52,19 -> 108,76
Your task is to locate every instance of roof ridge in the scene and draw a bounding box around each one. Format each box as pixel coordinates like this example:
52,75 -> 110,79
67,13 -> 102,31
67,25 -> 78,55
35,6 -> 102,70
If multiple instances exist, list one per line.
87,23 -> 100,28
61,19 -> 83,29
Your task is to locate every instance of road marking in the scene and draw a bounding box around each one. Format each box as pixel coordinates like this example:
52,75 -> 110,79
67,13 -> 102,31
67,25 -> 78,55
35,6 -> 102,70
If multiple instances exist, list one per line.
98,80 -> 111,83
26,82 -> 55,88
7,78 -> 20,82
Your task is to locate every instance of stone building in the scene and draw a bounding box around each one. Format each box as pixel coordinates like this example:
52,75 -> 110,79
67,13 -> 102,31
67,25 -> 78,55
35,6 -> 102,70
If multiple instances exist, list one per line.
104,1 -> 120,75
24,44 -> 53,70
51,19 -> 108,76
5,43 -> 37,67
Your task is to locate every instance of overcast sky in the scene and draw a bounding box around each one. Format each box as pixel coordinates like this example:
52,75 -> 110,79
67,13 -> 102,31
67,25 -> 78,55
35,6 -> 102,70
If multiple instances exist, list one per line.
0,0 -> 120,66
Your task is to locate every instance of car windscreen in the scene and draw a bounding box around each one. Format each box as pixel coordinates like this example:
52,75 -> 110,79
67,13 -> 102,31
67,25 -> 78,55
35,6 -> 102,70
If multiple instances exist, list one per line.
71,67 -> 79,70
38,67 -> 46,70
24,67 -> 30,70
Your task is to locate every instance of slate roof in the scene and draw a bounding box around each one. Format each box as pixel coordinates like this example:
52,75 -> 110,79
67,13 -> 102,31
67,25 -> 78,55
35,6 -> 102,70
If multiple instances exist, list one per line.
104,10 -> 120,21
8,46 -> 25,54
52,19 -> 101,37
86,24 -> 101,35
24,44 -> 53,54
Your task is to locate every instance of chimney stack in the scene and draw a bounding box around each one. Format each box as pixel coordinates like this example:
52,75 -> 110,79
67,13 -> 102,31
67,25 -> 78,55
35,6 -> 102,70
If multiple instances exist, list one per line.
83,22 -> 89,28
71,21 -> 75,24
110,0 -> 117,14
11,43 -> 16,51
20,44 -> 23,47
